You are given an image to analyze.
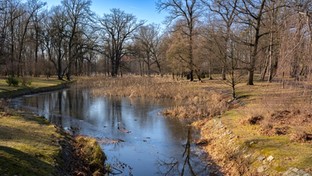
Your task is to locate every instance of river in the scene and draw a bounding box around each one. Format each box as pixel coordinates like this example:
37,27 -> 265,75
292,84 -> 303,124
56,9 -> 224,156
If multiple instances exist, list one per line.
9,86 -> 220,176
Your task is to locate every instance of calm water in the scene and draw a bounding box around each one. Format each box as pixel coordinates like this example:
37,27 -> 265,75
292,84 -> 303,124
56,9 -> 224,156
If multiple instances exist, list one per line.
10,86 -> 217,176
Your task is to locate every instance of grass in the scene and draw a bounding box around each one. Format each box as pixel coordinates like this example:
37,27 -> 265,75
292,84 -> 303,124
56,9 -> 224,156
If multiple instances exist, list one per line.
0,77 -> 66,92
0,77 -> 70,98
0,76 -> 106,175
192,79 -> 312,175
78,75 -> 230,122
0,111 -> 61,176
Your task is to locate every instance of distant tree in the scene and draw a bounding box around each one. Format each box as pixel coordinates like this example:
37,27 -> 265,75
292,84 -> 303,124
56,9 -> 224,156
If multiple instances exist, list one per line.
17,0 -> 46,76
100,8 -> 144,77
201,0 -> 238,81
61,0 -> 94,80
157,0 -> 202,81
236,0 -> 268,85
133,24 -> 163,76
43,6 -> 68,80
164,23 -> 189,78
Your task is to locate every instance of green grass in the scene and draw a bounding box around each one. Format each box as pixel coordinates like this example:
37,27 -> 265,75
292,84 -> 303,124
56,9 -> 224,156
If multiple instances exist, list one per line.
0,112 -> 61,176
0,77 -> 65,92
0,77 -> 70,98
218,81 -> 312,174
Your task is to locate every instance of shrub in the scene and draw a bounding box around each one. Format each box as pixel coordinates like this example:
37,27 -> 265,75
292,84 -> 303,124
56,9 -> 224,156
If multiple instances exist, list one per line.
6,76 -> 19,86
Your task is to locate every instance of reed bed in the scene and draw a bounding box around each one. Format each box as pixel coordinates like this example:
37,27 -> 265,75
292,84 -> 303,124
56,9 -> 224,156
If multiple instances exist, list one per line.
77,75 -> 229,121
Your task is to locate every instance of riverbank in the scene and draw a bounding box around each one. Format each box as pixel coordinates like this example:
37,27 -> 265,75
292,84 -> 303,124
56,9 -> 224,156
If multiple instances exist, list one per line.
0,77 -> 74,99
79,75 -> 312,175
0,77 -> 107,175
193,81 -> 312,175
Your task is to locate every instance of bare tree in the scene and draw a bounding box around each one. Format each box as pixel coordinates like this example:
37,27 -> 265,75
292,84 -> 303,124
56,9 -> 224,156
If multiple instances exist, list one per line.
16,0 -> 46,76
236,0 -> 267,85
62,0 -> 94,80
157,0 -> 202,81
133,24 -> 163,76
201,0 -> 238,81
100,8 -> 144,77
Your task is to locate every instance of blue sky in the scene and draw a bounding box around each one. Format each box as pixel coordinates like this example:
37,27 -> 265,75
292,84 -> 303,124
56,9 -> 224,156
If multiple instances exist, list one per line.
44,0 -> 167,25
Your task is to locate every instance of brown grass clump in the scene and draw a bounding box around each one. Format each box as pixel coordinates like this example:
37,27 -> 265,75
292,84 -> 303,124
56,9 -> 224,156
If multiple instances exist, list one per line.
249,109 -> 312,140
290,130 -> 312,142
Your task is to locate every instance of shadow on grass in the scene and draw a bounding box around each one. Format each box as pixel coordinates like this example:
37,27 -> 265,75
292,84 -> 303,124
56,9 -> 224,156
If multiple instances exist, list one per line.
0,146 -> 53,176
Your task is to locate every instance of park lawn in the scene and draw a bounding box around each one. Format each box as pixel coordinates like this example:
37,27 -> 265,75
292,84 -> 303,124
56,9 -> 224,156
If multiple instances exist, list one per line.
0,77 -> 70,98
0,111 -> 62,176
0,77 -> 65,92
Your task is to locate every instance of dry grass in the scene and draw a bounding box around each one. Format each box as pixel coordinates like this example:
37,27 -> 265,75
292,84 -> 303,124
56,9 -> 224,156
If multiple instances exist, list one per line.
193,80 -> 312,175
78,75 -> 230,121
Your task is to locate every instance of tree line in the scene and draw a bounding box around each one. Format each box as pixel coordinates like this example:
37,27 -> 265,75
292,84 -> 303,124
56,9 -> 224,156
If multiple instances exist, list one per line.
0,0 -> 311,86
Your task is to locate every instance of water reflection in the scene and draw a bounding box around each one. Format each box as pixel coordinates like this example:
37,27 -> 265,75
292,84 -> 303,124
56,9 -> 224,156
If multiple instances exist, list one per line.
10,87 -> 219,176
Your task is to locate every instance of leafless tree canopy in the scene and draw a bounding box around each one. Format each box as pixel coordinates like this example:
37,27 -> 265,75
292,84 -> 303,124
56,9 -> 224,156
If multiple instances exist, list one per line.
0,0 -> 311,86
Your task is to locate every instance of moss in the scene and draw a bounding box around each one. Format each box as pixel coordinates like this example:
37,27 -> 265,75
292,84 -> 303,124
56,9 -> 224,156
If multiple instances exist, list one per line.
75,136 -> 107,175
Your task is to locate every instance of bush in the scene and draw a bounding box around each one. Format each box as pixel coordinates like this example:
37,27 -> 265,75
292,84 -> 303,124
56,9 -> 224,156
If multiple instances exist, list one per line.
6,76 -> 19,86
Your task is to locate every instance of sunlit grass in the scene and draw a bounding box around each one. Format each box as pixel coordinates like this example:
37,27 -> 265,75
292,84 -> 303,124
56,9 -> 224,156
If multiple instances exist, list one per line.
0,77 -> 70,98
0,112 -> 61,175
192,78 -> 312,175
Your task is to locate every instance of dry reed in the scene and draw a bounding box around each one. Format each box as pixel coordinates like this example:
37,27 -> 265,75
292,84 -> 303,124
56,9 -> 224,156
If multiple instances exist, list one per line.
77,75 -> 229,121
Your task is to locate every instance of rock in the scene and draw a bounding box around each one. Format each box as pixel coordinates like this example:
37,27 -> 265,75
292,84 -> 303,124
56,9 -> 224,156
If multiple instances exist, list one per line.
267,155 -> 274,162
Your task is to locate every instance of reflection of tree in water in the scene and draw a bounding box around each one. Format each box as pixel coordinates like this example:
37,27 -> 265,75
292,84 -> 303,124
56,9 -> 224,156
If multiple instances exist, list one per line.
106,97 -> 123,131
158,127 -> 221,176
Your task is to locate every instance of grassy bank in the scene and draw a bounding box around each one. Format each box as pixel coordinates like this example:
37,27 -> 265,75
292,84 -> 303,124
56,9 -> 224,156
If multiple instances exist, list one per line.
0,77 -> 72,99
0,77 -> 106,175
193,81 -> 312,175
0,111 -> 60,175
0,109 -> 107,176
78,75 -> 312,175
